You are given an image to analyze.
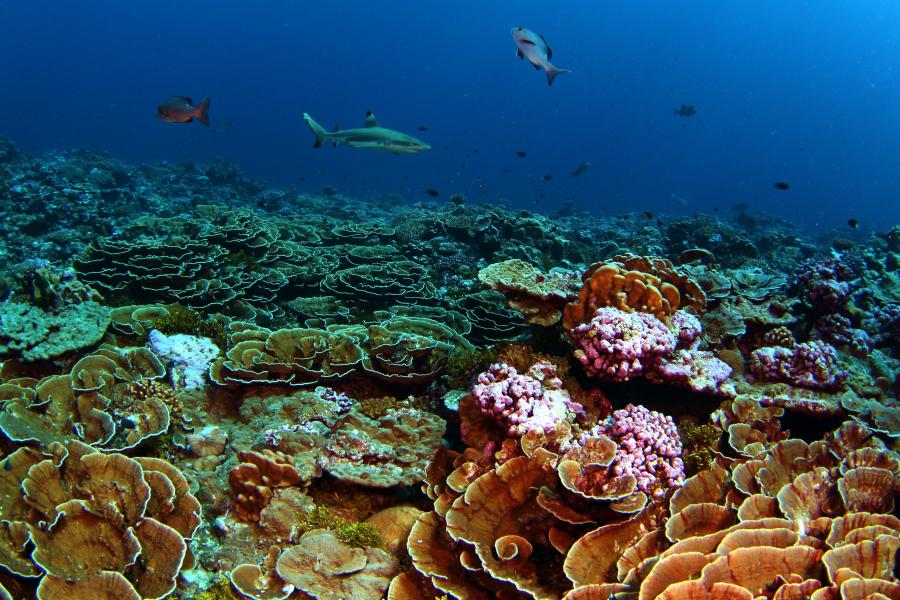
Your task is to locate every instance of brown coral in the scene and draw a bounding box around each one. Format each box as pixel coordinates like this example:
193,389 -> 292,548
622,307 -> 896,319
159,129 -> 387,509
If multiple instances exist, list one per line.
210,326 -> 364,387
229,450 -> 302,521
275,529 -> 399,600
0,442 -> 199,597
562,254 -> 706,329
478,259 -> 581,326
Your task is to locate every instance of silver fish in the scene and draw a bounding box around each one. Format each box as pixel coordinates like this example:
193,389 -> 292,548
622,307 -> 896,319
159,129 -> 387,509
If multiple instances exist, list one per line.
511,27 -> 570,86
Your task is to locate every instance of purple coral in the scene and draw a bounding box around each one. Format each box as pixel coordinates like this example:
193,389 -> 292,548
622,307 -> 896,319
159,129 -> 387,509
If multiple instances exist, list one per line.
794,258 -> 858,314
814,314 -> 872,357
567,307 -> 676,381
750,340 -> 847,390
472,360 -> 584,437
669,310 -> 703,351
648,349 -> 734,396
582,403 -> 684,497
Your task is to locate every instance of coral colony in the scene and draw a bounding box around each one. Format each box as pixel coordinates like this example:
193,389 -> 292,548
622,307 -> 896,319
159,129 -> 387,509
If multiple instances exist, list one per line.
0,138 -> 897,598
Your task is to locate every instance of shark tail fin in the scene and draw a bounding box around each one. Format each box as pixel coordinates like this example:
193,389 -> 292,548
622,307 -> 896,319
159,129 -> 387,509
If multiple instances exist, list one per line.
303,113 -> 327,148
546,65 -> 570,87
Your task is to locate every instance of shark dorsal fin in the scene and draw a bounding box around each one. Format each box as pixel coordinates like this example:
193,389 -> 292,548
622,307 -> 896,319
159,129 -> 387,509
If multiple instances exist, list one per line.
364,111 -> 379,128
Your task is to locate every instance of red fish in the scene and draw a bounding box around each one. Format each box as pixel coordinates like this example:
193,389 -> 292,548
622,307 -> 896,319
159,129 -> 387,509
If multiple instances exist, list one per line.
157,96 -> 210,127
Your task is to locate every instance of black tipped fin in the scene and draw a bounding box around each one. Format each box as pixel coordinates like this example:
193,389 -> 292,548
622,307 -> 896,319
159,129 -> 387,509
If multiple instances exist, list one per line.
516,49 -> 524,59
312,140 -> 322,148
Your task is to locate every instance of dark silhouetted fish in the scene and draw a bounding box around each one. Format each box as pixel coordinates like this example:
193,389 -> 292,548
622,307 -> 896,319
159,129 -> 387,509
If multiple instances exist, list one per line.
570,161 -> 590,176
848,218 -> 858,230
542,174 -> 553,181
516,151 -> 527,157
157,96 -> 210,127
425,189 -> 440,197
417,126 -> 429,131
673,104 -> 696,117
773,182 -> 791,190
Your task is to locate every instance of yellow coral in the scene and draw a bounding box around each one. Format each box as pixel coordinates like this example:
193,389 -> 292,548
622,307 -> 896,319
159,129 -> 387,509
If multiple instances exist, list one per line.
121,378 -> 183,421
358,395 -> 402,419
191,577 -> 239,600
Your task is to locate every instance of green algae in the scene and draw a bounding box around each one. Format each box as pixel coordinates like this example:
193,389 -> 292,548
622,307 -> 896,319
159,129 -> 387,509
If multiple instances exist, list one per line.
298,505 -> 385,549
152,305 -> 228,349
679,421 -> 722,476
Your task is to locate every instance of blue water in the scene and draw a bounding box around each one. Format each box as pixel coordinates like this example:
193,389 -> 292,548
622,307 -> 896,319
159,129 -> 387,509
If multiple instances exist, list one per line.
2,1 -> 898,231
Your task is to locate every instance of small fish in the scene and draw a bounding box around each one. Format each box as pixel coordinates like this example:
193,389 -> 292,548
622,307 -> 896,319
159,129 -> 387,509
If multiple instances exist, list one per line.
157,96 -> 210,127
570,161 -> 590,177
516,151 -> 528,158
773,182 -> 791,190
303,111 -> 431,154
417,126 -> 429,131
643,211 -> 654,219
511,27 -> 570,86
425,188 -> 440,197
542,174 -> 553,181
848,218 -> 858,230
673,104 -> 696,117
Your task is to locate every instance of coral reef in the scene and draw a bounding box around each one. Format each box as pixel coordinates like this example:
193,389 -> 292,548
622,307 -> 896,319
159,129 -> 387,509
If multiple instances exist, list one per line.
0,140 -> 896,599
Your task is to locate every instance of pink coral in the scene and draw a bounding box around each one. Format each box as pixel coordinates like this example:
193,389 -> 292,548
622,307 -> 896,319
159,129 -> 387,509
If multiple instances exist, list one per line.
669,309 -> 703,350
750,340 -> 847,390
567,307 -> 676,381
581,403 -> 684,497
647,349 -> 734,396
472,360 -> 584,437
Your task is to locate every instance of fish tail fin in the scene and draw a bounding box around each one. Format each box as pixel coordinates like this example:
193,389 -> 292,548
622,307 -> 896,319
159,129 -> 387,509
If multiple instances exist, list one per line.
303,113 -> 327,148
194,97 -> 211,127
547,65 -> 570,87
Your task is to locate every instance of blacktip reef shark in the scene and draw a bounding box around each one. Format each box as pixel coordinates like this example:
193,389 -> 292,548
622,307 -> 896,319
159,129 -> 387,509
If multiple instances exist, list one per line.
303,111 -> 431,154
